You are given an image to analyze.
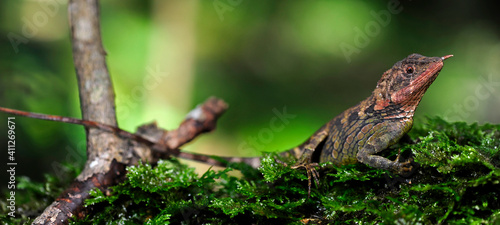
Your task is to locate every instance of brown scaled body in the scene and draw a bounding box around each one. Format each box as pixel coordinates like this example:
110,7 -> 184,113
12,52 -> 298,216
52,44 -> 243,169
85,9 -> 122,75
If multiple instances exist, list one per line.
288,54 -> 453,194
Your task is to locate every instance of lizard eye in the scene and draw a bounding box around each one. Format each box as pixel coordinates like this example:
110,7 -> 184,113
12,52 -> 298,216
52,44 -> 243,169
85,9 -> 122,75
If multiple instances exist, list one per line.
405,66 -> 414,74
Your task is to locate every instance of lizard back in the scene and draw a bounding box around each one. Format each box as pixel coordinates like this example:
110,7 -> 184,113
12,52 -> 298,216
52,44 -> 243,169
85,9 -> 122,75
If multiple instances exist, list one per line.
319,96 -> 413,165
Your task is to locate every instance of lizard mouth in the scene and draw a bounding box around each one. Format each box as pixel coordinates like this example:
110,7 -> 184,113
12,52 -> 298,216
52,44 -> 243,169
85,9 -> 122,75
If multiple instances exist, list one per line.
411,61 -> 443,88
411,55 -> 452,90
391,55 -> 452,104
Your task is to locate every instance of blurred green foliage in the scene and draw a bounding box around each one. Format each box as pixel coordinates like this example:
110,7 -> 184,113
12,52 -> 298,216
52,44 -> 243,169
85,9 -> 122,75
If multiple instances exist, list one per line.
0,0 -> 500,220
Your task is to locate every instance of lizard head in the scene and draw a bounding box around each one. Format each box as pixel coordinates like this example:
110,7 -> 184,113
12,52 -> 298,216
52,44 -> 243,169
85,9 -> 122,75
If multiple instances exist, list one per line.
373,53 -> 452,111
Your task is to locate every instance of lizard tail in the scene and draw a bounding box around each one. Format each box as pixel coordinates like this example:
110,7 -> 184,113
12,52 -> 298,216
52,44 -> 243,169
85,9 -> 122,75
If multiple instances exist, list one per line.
279,146 -> 303,159
177,152 -> 262,169
0,106 -> 264,169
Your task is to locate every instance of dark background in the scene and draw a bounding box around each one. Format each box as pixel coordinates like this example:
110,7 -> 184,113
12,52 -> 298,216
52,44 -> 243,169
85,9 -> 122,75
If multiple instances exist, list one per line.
0,0 -> 499,191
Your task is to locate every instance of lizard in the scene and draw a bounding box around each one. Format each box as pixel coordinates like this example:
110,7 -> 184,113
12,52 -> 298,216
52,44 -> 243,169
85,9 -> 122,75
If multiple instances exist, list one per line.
282,53 -> 453,195
0,53 -> 452,195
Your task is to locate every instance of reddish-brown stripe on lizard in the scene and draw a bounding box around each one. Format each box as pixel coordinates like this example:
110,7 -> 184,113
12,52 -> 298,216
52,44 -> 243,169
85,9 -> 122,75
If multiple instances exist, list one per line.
290,54 -> 452,195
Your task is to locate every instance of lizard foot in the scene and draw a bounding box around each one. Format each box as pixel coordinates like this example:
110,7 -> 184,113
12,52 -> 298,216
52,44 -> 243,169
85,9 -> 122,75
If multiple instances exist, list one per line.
291,162 -> 320,197
392,149 -> 414,176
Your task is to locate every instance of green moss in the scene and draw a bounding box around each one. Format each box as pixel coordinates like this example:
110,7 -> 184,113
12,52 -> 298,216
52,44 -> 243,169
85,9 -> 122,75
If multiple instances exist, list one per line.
72,117 -> 499,224
3,117 -> 499,224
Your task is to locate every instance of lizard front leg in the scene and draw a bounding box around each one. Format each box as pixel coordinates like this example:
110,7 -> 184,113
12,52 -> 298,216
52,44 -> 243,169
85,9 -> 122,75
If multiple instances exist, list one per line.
290,126 -> 329,196
356,125 -> 413,175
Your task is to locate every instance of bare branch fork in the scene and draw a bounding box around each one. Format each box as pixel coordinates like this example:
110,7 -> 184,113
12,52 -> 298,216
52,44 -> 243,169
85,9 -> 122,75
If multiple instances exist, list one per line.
0,0 -> 230,224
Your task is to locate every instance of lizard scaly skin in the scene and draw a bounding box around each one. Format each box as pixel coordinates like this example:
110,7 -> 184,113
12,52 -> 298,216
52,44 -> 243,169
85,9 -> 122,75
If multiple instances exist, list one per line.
288,53 -> 452,194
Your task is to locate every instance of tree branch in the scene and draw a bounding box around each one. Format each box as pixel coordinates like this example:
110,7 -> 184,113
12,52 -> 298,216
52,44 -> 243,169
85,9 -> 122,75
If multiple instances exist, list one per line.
30,1 -> 230,223
33,0 -> 126,224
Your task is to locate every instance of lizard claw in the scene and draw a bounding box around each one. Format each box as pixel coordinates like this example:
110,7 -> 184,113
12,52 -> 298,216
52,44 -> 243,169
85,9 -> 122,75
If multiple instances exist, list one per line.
392,149 -> 414,175
396,160 -> 413,173
275,157 -> 320,196
291,162 -> 320,197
